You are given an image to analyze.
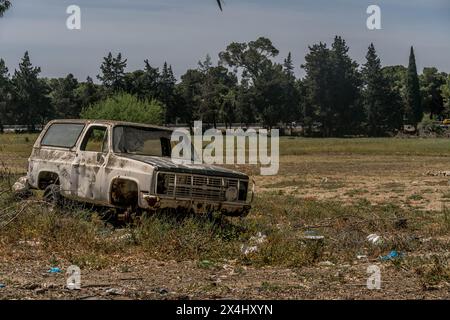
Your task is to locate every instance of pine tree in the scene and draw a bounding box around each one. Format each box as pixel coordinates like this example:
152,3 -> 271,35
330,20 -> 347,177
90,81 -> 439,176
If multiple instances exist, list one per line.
138,59 -> 160,100
50,73 -> 80,118
329,36 -> 363,136
283,52 -> 294,78
159,62 -> 177,124
362,43 -> 403,136
12,51 -> 51,130
199,66 -> 237,128
405,46 -> 422,127
177,69 -> 205,126
302,42 -> 333,136
97,52 -> 127,93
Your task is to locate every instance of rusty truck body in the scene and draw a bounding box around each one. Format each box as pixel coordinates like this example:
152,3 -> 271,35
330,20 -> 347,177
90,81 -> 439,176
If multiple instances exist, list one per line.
26,119 -> 253,217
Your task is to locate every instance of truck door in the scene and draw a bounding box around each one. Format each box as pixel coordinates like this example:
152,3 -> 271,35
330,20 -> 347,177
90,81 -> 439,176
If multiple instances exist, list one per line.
75,125 -> 110,203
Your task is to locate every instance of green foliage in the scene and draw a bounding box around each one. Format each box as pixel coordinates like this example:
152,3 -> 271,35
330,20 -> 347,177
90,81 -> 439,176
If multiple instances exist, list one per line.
219,37 -> 299,129
420,68 -> 446,118
49,74 -> 80,119
301,37 -> 362,136
176,69 -> 204,125
77,76 -> 102,109
81,93 -> 164,125
159,62 -> 177,124
97,52 -> 128,93
11,52 -> 52,130
362,43 -> 403,136
440,74 -> 450,117
1,36 -> 449,137
405,47 -> 423,126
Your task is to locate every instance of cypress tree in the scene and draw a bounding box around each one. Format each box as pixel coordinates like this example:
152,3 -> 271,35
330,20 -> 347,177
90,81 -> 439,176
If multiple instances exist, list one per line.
405,46 -> 422,128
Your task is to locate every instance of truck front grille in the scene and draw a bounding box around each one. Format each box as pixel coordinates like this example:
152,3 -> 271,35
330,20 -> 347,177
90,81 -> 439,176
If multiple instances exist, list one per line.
156,172 -> 246,202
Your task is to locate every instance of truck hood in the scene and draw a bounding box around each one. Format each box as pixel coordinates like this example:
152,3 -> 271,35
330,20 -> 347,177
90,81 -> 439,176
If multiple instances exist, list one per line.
121,154 -> 249,180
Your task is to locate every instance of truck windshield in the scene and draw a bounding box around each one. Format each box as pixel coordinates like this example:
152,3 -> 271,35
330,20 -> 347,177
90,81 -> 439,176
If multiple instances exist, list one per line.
113,126 -> 172,157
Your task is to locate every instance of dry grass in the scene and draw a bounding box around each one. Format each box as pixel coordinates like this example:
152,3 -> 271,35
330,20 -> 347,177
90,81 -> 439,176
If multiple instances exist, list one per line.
0,134 -> 449,299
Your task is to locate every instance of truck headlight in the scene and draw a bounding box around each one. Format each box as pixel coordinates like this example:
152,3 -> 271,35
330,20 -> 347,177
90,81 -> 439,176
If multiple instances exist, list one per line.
225,186 -> 238,202
156,173 -> 169,194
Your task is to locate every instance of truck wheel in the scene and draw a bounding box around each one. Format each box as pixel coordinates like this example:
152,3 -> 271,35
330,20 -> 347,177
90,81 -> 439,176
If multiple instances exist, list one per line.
43,184 -> 61,206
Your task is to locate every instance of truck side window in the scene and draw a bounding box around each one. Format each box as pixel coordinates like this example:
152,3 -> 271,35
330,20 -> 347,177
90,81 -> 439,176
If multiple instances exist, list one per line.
41,123 -> 85,148
80,127 -> 108,153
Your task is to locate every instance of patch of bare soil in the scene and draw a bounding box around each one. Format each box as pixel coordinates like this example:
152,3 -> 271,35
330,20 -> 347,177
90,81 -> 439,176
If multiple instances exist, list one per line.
255,155 -> 450,211
1,255 -> 448,300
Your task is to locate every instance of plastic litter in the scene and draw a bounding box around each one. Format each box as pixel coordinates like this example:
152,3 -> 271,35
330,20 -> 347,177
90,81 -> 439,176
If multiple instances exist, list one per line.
367,234 -> 383,245
250,232 -> 267,244
12,176 -> 32,198
303,230 -> 324,240
240,245 -> 259,255
318,261 -> 335,266
106,288 -> 124,295
48,267 -> 62,273
380,250 -> 403,261
0,283 -> 5,289
240,232 -> 267,255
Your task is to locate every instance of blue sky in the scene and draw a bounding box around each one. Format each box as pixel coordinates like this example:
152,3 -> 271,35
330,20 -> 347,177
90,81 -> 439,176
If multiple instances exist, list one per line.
0,0 -> 449,80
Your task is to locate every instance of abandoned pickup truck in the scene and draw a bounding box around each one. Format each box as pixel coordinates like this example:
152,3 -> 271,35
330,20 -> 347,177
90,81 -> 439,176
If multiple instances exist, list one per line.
26,119 -> 253,217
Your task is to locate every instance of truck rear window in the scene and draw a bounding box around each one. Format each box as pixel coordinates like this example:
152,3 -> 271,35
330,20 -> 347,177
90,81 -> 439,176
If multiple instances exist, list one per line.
41,123 -> 85,148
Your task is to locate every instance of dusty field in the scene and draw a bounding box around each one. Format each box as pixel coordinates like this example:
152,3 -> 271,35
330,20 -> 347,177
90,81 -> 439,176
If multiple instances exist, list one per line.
0,134 -> 449,300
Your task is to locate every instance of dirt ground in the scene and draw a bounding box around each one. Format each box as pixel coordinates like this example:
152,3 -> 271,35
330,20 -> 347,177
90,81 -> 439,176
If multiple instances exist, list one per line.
0,251 -> 448,300
256,154 -> 450,211
0,136 -> 449,300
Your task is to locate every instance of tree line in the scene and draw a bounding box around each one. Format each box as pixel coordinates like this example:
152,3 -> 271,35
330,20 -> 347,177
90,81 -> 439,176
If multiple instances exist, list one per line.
1,36 -> 450,136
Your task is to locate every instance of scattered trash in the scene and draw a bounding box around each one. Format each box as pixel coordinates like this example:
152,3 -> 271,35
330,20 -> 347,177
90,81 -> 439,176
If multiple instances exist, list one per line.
0,283 -> 5,289
12,176 -> 32,198
356,255 -> 368,260
250,232 -> 267,244
106,288 -> 124,296
18,240 -> 41,247
240,232 -> 267,255
302,230 -> 325,241
318,261 -> 335,266
48,267 -> 62,273
380,250 -> 404,261
240,245 -> 259,255
367,234 -> 383,245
